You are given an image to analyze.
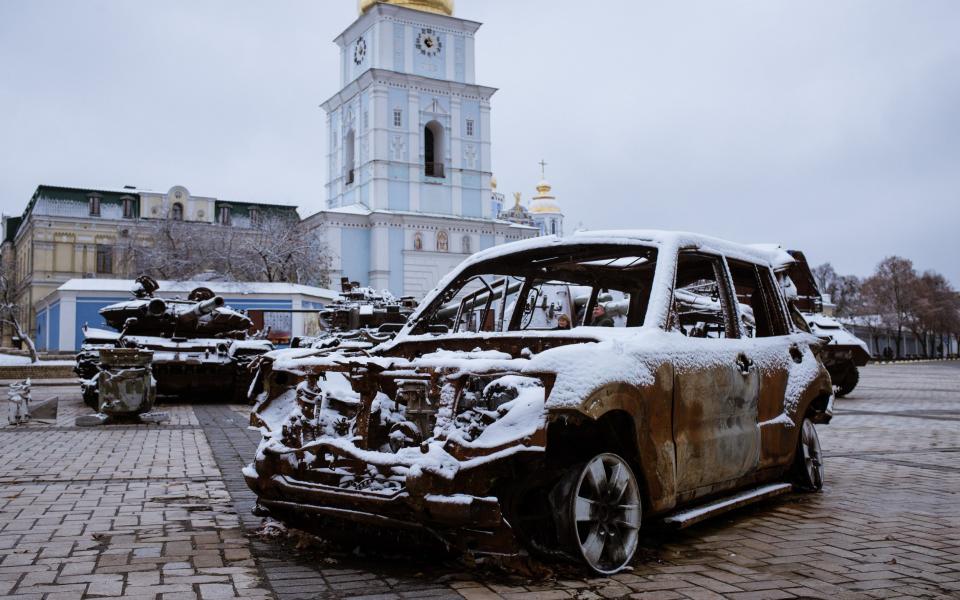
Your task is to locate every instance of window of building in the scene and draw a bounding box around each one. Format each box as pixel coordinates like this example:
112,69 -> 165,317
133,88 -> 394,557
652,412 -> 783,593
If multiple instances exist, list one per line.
96,245 -> 113,274
461,235 -> 471,254
219,206 -> 232,226
424,121 -> 445,178
466,118 -> 474,137
88,194 -> 101,217
171,202 -> 184,221
121,196 -> 134,219
345,129 -> 356,185
437,230 -> 449,252
413,232 -> 423,251
394,109 -> 403,128
249,207 -> 260,227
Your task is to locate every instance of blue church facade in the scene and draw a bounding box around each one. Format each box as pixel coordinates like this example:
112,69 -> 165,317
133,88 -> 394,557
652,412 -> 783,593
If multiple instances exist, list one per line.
302,1 -> 538,299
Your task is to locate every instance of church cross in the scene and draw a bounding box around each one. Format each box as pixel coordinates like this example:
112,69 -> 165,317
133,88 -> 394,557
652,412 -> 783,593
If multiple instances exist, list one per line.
539,159 -> 548,179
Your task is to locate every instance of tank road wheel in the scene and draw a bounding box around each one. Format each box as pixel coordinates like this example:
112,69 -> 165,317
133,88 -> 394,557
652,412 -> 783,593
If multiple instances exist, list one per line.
793,418 -> 824,491
559,453 -> 642,574
834,363 -> 859,397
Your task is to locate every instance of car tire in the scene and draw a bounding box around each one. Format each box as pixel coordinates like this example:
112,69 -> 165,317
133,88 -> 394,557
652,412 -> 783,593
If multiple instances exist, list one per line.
553,452 -> 642,575
792,418 -> 824,491
834,363 -> 859,397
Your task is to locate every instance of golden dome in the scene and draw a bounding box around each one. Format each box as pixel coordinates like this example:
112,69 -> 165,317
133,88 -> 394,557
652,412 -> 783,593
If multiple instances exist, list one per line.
490,175 -> 498,190
529,179 -> 561,214
359,0 -> 454,16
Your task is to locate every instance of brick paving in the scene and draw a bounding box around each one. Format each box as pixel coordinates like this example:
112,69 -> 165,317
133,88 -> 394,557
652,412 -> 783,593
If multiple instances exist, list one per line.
2,361 -> 959,599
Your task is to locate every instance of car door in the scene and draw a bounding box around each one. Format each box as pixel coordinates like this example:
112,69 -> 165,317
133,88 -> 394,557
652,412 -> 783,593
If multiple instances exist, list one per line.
672,252 -> 761,495
727,259 -> 798,469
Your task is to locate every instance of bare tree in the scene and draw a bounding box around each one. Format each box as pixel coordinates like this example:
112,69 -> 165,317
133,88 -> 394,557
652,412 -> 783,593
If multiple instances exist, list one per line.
0,268 -> 38,362
861,256 -> 917,358
232,217 -> 332,287
914,271 -> 960,357
130,217 -> 331,287
811,262 -> 861,317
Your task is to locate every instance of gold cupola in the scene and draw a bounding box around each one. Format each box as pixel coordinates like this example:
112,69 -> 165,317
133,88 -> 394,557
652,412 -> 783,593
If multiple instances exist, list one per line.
359,0 -> 454,16
529,180 -> 561,214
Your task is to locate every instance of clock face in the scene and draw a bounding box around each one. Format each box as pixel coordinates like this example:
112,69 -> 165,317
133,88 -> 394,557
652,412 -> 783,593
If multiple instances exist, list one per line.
415,28 -> 442,57
353,37 -> 367,65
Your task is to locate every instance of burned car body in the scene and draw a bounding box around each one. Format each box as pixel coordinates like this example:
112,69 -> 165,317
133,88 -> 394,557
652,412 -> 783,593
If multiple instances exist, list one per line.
245,231 -> 833,574
763,248 -> 871,397
77,277 -> 274,407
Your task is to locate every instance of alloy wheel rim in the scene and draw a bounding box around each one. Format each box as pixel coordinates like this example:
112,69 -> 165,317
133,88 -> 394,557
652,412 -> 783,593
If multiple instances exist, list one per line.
802,420 -> 824,488
572,453 -> 641,574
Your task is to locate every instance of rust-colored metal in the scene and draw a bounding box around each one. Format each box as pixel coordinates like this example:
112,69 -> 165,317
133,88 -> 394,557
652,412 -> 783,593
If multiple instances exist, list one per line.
245,237 -> 835,572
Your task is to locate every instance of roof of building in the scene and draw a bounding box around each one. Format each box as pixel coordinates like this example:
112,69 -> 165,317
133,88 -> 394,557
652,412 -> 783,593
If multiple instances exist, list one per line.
359,0 -> 454,16
306,204 -> 538,229
56,278 -> 339,299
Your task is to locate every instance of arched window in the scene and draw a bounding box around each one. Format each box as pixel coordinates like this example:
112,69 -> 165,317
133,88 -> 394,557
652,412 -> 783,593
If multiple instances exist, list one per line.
171,202 -> 184,221
461,236 -> 471,254
424,121 -> 444,178
413,232 -> 423,251
436,231 -> 448,252
551,220 -> 557,235
345,129 -> 356,185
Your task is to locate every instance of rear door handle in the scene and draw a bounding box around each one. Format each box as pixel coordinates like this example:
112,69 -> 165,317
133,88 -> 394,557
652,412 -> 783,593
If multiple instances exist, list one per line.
789,344 -> 804,364
736,353 -> 754,374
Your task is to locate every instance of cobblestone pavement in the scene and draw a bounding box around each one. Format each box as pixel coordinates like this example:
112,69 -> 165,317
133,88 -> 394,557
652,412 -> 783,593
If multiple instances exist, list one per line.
2,362 -> 959,599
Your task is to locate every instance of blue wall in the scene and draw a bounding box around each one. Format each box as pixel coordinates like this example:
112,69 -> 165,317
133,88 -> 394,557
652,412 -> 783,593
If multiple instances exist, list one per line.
480,234 -> 495,251
341,227 -> 371,286
35,309 -> 47,351
389,228 -> 405,296
388,164 -> 410,210
76,296 -> 128,350
461,173 -> 482,217
49,302 -> 61,351
421,184 -> 452,214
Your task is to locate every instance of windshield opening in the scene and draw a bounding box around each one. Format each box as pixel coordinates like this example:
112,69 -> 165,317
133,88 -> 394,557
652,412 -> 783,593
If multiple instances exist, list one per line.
410,245 -> 658,335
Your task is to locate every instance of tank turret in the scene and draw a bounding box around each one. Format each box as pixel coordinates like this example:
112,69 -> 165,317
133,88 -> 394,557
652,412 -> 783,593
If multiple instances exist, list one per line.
100,287 -> 250,338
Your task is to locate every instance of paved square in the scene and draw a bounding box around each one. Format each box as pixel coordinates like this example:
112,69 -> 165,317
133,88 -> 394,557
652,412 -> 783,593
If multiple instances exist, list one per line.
2,362 -> 958,599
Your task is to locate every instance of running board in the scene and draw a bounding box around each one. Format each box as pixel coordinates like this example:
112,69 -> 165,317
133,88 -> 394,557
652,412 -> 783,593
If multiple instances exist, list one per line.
662,483 -> 792,529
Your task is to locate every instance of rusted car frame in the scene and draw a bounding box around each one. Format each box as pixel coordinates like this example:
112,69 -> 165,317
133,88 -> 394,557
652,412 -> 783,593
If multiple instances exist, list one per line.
245,231 -> 833,574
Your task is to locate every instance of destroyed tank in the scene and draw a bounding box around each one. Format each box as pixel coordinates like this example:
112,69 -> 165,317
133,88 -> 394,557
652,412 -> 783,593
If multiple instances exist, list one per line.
290,277 -> 418,350
762,248 -> 871,397
77,276 -> 274,408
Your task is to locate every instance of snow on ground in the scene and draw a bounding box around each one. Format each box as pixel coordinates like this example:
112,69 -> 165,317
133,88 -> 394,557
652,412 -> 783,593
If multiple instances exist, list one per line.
0,354 -> 75,366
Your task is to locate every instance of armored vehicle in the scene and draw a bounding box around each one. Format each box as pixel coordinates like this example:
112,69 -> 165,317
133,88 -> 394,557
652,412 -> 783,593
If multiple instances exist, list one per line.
77,276 -> 274,407
764,248 -> 871,397
290,277 -> 417,350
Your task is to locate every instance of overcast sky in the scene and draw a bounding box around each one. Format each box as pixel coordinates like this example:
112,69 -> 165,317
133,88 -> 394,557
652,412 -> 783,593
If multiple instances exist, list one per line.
1,1 -> 958,283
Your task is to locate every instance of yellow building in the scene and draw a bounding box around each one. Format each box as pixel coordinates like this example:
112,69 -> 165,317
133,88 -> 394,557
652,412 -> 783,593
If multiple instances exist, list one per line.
1,184 -> 299,347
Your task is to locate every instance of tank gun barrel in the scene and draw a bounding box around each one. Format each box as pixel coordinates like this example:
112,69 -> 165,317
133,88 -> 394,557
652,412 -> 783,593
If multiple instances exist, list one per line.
147,298 -> 166,316
185,296 -> 224,319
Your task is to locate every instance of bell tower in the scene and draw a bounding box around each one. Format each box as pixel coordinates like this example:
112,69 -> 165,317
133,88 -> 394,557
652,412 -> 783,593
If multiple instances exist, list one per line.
323,0 -> 497,218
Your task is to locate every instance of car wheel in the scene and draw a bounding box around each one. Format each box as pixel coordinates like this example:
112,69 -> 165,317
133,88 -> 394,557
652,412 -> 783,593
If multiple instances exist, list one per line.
834,363 -> 859,397
557,453 -> 642,574
793,418 -> 824,491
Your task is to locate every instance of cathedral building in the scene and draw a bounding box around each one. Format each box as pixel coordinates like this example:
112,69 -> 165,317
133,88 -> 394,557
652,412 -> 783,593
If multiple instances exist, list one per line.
302,0 -> 545,298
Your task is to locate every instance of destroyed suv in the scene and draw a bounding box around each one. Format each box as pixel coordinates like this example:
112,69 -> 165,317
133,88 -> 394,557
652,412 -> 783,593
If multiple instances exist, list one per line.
245,231 -> 833,574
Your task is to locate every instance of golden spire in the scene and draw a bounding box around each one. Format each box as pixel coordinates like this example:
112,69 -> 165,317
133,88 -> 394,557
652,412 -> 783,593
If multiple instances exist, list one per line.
359,0 -> 454,16
513,192 -> 522,208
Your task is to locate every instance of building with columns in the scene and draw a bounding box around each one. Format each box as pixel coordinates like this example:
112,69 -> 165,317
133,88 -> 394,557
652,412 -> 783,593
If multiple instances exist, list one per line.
303,0 -> 538,298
